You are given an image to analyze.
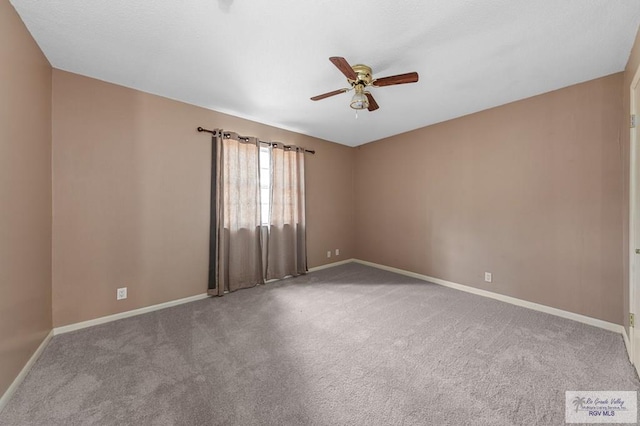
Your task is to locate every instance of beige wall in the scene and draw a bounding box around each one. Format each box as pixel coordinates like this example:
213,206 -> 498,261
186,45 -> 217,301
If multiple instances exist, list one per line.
52,70 -> 354,327
0,1 -> 52,397
355,74 -> 625,325
49,67 -> 632,328
622,28 -> 640,334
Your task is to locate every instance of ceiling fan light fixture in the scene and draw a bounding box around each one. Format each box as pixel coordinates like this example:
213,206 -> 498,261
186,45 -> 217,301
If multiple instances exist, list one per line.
311,57 -> 419,112
350,86 -> 369,110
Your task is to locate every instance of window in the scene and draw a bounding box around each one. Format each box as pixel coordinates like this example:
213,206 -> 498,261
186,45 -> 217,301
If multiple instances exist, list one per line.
259,146 -> 271,225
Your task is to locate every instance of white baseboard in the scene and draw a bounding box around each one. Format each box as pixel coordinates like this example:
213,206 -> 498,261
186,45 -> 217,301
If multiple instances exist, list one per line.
0,330 -> 53,414
353,259 -> 624,335
308,258 -> 355,273
622,326 -> 632,362
54,293 -> 209,335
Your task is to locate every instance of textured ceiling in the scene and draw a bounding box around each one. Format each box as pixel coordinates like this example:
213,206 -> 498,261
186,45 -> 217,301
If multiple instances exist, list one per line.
10,0 -> 640,146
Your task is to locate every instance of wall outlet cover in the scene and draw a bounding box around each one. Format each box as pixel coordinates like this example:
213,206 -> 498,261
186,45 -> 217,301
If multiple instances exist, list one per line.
484,272 -> 492,283
117,287 -> 127,300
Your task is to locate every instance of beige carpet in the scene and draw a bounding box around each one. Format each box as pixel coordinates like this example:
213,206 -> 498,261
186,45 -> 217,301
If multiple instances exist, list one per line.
1,263 -> 638,425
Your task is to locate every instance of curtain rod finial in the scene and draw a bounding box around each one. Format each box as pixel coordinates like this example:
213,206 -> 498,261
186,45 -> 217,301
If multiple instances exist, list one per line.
197,127 -> 204,132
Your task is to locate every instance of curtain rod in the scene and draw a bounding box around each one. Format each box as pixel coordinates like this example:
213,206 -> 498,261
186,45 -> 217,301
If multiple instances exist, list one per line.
197,127 -> 316,155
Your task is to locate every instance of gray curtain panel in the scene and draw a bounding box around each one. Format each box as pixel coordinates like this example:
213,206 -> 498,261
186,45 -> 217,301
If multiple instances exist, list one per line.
266,144 -> 307,280
216,132 -> 264,295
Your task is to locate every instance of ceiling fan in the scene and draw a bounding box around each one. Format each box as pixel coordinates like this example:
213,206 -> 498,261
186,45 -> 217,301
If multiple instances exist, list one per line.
310,57 -> 419,112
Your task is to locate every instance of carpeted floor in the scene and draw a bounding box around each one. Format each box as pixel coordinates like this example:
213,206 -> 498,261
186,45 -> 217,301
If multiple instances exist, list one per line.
1,263 -> 638,425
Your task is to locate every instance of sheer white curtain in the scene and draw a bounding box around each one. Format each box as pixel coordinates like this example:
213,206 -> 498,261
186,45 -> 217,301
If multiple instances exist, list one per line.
215,133 -> 264,295
266,144 -> 307,279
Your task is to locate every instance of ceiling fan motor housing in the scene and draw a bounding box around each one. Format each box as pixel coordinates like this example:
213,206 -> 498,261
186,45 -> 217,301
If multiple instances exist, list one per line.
350,64 -> 373,86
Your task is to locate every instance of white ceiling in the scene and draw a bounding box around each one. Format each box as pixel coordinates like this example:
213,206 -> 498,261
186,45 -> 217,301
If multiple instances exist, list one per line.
10,0 -> 640,147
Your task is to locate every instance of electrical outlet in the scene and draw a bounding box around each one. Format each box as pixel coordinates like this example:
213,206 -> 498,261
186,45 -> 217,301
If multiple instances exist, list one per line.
335,249 -> 340,256
327,251 -> 332,258
116,287 -> 127,300
484,272 -> 492,283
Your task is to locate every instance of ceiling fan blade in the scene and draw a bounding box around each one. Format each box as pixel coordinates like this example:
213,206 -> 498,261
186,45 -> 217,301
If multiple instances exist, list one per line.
310,88 -> 349,101
365,92 -> 379,111
329,57 -> 357,81
372,72 -> 419,87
